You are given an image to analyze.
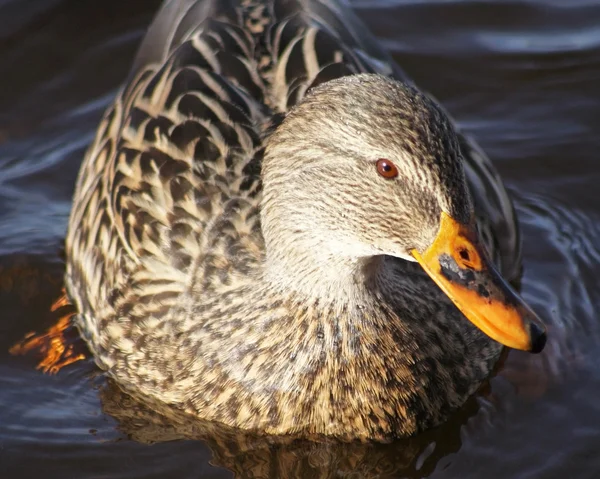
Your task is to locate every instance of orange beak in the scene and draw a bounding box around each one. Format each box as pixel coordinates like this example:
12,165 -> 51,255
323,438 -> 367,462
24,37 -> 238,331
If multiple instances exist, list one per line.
411,212 -> 546,353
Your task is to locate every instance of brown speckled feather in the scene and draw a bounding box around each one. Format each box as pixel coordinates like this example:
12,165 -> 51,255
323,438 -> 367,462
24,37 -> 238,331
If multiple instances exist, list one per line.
65,0 -> 519,439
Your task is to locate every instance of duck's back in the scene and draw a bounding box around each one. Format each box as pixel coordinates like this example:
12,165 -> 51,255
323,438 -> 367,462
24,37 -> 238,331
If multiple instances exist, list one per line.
66,0 -> 519,380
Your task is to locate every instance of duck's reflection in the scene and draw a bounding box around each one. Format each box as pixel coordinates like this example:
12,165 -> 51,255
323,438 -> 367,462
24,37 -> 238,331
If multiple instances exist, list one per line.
99,378 -> 488,479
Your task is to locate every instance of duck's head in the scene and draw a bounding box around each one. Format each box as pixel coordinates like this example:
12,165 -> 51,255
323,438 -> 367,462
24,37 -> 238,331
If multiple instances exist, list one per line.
262,74 -> 546,353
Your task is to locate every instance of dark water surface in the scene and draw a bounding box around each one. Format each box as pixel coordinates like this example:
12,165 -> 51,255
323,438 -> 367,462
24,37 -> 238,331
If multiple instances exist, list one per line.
1,0 -> 599,477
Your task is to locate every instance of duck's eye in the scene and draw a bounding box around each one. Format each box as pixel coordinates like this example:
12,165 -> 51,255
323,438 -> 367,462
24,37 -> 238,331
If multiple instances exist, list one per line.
376,159 -> 398,179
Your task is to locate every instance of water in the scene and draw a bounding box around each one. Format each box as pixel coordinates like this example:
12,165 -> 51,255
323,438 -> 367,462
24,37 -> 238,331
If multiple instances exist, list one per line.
1,0 -> 599,477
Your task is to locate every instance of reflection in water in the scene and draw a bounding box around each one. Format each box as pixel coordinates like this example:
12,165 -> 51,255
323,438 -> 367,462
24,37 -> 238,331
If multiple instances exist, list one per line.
2,0 -> 600,478
98,379 -> 470,478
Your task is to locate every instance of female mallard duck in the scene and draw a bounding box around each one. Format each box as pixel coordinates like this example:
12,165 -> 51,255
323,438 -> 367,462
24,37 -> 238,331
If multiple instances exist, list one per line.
65,0 -> 546,440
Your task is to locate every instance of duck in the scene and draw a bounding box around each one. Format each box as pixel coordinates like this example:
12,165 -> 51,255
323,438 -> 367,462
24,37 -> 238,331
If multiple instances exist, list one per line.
64,0 -> 546,440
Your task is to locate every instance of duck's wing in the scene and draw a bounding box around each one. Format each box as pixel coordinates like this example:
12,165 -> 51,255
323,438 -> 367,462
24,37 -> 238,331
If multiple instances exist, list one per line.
261,0 -> 409,110
130,0 -> 408,108
66,1 -> 269,329
131,0 -> 240,78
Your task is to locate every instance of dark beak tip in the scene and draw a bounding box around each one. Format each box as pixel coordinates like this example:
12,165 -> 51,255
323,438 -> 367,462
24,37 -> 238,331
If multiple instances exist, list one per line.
529,322 -> 547,354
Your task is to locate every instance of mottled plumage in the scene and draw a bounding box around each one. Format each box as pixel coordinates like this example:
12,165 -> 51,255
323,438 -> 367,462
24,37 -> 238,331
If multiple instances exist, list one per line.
66,0 -> 523,439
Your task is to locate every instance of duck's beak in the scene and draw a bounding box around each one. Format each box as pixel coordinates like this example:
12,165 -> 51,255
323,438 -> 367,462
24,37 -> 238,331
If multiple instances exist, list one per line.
411,212 -> 546,353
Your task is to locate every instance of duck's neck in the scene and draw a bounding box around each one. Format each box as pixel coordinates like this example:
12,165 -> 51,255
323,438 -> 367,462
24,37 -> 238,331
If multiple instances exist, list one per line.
259,148 -> 378,306
261,227 -> 374,307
